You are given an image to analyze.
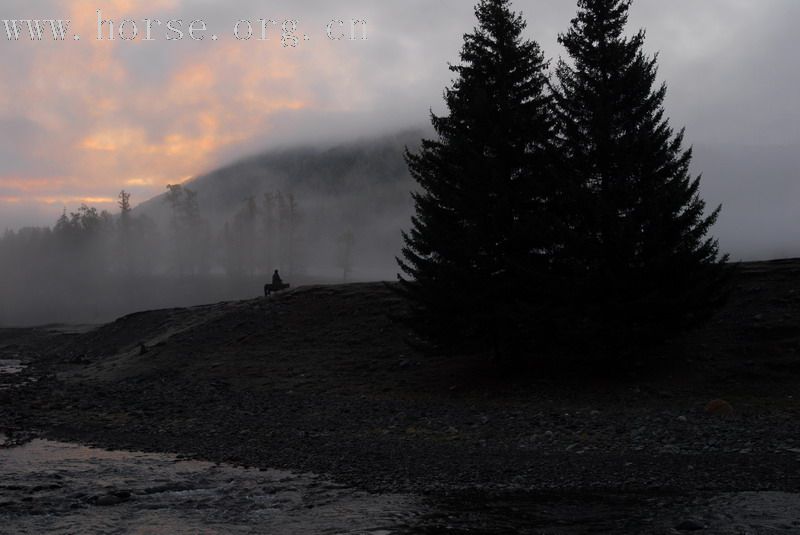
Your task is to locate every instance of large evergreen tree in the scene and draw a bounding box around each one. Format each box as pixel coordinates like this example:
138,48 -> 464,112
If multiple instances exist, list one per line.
553,0 -> 730,350
398,0 -> 556,360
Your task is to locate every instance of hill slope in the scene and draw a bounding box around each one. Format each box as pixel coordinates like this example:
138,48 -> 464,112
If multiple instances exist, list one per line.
4,260 -> 800,523
134,130 -> 426,280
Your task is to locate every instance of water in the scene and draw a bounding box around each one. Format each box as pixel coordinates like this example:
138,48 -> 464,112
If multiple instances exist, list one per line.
0,360 -> 24,375
1,440 -> 799,534
0,359 -> 26,391
415,490 -> 800,534
0,440 -> 422,534
2,359 -> 799,533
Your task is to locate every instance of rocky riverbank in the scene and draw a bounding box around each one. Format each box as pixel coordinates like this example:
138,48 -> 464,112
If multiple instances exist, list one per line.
3,261 -> 800,532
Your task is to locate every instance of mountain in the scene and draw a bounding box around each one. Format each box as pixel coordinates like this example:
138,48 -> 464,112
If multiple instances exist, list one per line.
135,129 -> 427,280
133,129 -> 800,273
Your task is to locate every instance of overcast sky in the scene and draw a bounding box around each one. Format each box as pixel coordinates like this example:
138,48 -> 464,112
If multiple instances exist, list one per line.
0,0 -> 797,259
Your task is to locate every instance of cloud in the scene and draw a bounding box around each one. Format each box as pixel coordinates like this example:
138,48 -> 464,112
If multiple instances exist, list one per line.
0,0 -> 798,260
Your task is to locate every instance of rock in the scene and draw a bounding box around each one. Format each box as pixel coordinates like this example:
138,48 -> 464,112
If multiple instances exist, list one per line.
676,519 -> 705,531
677,416 -> 688,422
704,399 -> 734,417
93,493 -> 127,507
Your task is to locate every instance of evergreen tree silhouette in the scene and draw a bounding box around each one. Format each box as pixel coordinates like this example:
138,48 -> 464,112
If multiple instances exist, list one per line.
117,190 -> 132,275
398,0 -> 556,361
553,0 -> 730,351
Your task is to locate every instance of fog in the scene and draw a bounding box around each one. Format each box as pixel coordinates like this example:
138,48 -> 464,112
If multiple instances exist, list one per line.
0,131 -> 419,326
1,0 -> 800,324
1,1 -> 798,220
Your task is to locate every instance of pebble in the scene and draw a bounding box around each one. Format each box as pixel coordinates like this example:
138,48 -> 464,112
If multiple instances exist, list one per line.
704,399 -> 734,417
676,519 -> 705,531
93,493 -> 128,507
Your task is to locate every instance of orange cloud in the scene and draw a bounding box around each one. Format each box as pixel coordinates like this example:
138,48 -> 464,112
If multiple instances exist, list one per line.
81,128 -> 148,153
36,196 -> 116,206
124,178 -> 156,186
0,0 -> 369,222
0,177 -> 72,193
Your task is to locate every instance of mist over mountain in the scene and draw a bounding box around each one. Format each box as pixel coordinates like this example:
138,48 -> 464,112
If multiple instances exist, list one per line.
1,123 -> 797,328
129,137 -> 798,268
0,130 -> 424,326
135,129 -> 424,281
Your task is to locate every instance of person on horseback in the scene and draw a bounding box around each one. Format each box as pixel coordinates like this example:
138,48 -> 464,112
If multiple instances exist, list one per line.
265,270 -> 289,297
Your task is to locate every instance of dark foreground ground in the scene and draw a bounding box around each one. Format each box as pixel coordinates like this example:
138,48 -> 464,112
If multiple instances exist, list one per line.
2,259 -> 800,532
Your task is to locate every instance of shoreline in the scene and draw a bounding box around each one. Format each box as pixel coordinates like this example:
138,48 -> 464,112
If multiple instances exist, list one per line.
2,267 -> 800,530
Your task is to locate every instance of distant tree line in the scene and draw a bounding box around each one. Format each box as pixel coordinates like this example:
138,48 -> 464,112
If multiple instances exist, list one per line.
0,186 -> 311,281
398,0 -> 731,365
221,191 -> 302,277
0,184 -> 325,324
1,200 -> 161,285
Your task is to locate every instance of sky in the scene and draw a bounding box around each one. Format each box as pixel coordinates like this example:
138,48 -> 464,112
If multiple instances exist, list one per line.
0,0 -> 798,259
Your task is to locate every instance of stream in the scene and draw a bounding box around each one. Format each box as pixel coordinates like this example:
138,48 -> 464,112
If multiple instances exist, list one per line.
2,361 -> 800,533
0,359 -> 26,391
1,438 -> 799,534
0,439 -> 422,534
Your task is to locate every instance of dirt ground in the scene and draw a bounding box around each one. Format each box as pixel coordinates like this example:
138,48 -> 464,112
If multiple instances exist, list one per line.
2,260 -> 800,532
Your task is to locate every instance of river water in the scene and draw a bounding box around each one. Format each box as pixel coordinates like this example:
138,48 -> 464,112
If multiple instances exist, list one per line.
2,363 -> 800,533
0,439 -> 423,534
2,439 -> 800,534
0,359 -> 26,391
0,360 -> 24,374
